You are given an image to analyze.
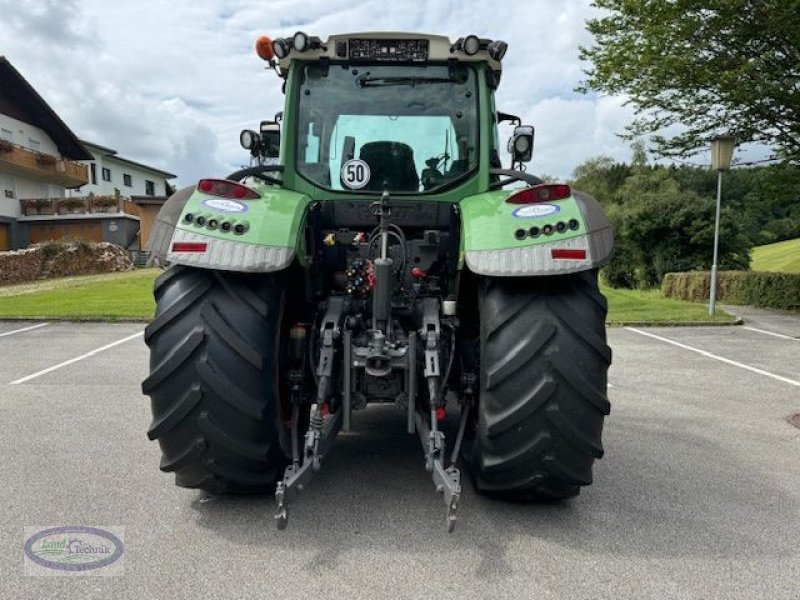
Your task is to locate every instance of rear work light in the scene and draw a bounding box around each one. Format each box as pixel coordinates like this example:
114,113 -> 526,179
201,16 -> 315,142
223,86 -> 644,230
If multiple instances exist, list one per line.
551,248 -> 587,260
197,179 -> 260,200
506,184 -> 571,204
171,242 -> 208,253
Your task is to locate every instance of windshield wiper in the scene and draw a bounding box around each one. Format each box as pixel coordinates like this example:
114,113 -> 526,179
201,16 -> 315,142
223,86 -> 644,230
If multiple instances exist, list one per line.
356,75 -> 454,88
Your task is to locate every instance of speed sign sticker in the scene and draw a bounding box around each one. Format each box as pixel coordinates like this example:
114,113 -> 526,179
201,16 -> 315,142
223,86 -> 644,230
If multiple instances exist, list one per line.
341,159 -> 371,189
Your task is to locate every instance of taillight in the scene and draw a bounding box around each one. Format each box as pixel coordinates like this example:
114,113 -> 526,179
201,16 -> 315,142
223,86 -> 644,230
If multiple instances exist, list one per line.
506,184 -> 571,204
172,242 -> 208,253
197,179 -> 260,200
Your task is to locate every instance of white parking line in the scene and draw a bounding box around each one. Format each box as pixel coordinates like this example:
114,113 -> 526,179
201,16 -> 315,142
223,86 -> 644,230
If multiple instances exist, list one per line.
9,331 -> 143,385
626,327 -> 800,388
0,323 -> 49,338
742,326 -> 798,341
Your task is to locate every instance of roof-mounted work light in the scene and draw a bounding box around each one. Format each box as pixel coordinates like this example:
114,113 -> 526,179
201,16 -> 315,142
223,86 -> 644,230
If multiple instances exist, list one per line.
462,35 -> 481,55
488,40 -> 508,60
272,38 -> 290,59
292,31 -> 310,52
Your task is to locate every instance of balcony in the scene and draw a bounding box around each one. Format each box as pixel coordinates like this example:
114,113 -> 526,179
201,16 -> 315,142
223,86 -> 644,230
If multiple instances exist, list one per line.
19,197 -> 141,218
0,140 -> 88,188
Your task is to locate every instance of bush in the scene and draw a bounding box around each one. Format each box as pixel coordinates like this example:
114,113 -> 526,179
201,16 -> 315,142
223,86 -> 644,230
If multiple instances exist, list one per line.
662,271 -> 800,310
39,240 -> 69,258
602,239 -> 638,289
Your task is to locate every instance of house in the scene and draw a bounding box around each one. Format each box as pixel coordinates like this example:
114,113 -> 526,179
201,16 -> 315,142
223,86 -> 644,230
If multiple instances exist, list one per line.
0,56 -> 176,253
70,140 -> 175,200
0,57 -> 92,250
68,141 -> 177,250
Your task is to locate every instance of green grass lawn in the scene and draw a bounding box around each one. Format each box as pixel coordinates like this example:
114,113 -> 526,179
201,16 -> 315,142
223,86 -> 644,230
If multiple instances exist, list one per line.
750,237 -> 800,273
602,285 -> 734,325
0,268 -> 735,325
0,269 -> 158,320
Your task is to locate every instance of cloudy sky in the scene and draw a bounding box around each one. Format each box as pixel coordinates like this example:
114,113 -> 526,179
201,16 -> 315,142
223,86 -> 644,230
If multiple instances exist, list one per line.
0,0 -> 767,186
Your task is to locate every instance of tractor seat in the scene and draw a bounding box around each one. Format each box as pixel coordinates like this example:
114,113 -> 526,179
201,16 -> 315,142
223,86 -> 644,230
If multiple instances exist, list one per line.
359,141 -> 419,191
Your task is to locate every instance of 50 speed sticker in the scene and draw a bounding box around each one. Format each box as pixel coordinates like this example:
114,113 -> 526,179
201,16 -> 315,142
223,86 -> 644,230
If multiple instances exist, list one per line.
341,159 -> 371,190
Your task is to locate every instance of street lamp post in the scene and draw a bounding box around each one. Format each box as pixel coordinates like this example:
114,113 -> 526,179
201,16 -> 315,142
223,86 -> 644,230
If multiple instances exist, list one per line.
709,135 -> 737,316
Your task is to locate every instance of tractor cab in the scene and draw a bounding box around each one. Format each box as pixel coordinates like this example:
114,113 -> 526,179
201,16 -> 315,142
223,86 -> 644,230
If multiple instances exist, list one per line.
249,32 -> 531,198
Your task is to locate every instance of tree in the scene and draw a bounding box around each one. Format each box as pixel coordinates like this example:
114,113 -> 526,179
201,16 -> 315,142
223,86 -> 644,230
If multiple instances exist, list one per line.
579,0 -> 800,162
613,168 -> 750,287
569,155 -> 630,205
571,148 -> 753,288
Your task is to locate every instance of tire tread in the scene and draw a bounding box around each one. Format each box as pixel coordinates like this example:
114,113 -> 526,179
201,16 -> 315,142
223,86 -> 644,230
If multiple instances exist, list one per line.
142,266 -> 287,494
469,270 -> 611,500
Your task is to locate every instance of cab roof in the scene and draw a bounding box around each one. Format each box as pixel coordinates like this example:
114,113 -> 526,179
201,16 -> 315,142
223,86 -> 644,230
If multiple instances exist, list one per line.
273,32 -> 505,74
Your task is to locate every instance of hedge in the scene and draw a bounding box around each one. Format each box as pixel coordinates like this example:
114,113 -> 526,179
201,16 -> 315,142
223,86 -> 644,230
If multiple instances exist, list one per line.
662,271 -> 800,310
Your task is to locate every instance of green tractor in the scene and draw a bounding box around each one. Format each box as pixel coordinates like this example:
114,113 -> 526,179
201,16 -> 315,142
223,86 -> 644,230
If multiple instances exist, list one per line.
142,32 -> 613,531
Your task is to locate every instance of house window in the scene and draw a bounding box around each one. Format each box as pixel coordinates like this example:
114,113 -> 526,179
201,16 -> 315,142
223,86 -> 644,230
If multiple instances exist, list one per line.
3,176 -> 14,198
145,180 -> 155,196
28,138 -> 40,152
102,167 -> 111,182
0,128 -> 12,142
90,163 -> 97,185
123,173 -> 132,187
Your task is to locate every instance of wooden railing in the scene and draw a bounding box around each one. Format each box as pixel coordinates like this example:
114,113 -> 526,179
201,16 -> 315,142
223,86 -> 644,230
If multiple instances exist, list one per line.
0,141 -> 88,187
19,197 -> 141,217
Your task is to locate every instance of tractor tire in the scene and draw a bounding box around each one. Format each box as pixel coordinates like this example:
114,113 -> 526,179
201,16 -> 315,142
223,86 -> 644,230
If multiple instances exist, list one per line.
141,265 -> 288,494
468,270 -> 612,500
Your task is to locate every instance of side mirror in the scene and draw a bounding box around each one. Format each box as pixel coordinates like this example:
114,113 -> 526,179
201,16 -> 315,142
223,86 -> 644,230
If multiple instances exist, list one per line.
507,125 -> 534,163
240,129 -> 260,154
259,120 -> 281,158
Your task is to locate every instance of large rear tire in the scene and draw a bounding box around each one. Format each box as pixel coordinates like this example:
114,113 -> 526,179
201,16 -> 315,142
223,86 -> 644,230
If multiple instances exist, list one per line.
468,270 -> 612,500
141,266 -> 288,494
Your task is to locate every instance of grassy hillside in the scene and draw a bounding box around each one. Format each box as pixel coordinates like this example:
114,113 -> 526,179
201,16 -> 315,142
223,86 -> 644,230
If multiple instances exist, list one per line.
751,238 -> 800,273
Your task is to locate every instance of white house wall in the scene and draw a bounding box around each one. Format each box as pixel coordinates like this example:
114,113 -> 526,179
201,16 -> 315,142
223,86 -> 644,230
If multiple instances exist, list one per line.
72,148 -> 171,198
0,115 -> 66,218
0,114 -> 60,156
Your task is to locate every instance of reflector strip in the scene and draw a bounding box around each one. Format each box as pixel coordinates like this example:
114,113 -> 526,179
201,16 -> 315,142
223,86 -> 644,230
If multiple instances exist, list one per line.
172,242 -> 208,253
551,248 -> 586,260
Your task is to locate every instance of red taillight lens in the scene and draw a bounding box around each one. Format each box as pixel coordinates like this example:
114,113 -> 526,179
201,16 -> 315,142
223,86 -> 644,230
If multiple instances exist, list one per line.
197,179 -> 260,200
551,248 -> 586,260
506,184 -> 571,204
172,242 -> 208,253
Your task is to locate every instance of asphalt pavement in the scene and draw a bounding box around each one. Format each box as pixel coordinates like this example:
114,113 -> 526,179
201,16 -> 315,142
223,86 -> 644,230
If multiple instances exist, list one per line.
0,313 -> 798,599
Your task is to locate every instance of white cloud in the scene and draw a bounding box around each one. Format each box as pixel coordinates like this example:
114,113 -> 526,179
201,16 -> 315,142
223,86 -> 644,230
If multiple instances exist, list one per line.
1,0 -> 769,186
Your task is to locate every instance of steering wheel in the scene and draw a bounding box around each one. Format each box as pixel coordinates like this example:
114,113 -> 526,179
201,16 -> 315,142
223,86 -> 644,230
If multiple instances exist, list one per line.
226,164 -> 284,186
489,168 -> 544,190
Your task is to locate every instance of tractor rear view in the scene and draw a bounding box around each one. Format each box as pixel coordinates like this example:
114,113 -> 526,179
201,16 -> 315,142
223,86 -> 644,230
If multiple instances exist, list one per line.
142,32 -> 613,531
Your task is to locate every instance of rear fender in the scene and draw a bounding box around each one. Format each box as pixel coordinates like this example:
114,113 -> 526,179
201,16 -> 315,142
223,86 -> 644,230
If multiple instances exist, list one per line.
460,189 -> 613,276
158,184 -> 310,272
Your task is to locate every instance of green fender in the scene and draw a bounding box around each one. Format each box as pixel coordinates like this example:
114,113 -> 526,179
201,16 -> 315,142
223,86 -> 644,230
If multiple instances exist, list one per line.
165,184 -> 311,272
459,189 -> 614,276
